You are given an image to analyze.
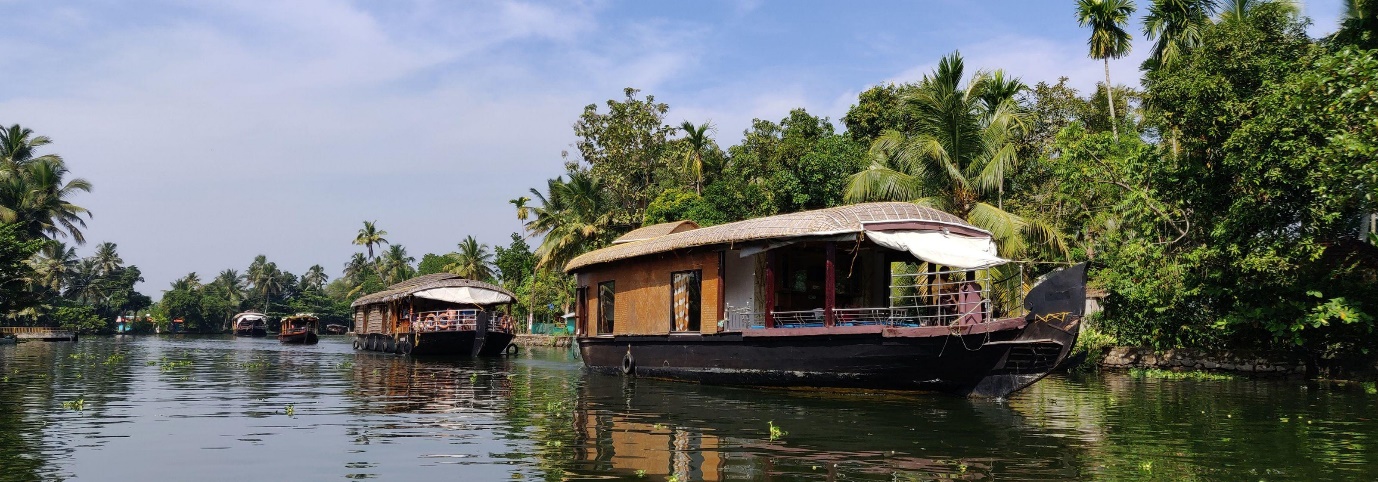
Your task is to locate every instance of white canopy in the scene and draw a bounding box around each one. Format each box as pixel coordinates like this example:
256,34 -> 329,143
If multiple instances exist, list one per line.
233,313 -> 265,322
413,286 -> 514,306
866,230 -> 1008,270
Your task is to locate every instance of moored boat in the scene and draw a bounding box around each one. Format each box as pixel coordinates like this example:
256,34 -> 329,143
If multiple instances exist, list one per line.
324,324 -> 348,335
350,274 -> 518,356
278,313 -> 320,344
232,312 -> 268,337
565,202 -> 1087,398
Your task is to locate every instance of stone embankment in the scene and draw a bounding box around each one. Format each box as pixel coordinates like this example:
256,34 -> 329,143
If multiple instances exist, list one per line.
1099,347 -> 1306,376
513,334 -> 573,348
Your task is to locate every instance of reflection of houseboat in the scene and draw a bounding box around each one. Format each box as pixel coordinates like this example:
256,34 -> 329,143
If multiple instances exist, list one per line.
278,313 -> 319,345
350,274 -> 518,356
232,312 -> 268,337
566,202 -> 1087,398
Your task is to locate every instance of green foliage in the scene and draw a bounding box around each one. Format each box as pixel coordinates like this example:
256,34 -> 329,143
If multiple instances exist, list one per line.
53,301 -> 103,334
571,87 -> 675,227
0,223 -> 42,317
416,253 -> 448,276
493,233 -> 536,288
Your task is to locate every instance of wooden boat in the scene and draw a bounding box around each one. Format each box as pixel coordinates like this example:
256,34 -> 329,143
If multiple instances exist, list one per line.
324,324 -> 348,335
278,313 -> 320,344
232,312 -> 268,337
564,202 -> 1087,398
350,274 -> 518,356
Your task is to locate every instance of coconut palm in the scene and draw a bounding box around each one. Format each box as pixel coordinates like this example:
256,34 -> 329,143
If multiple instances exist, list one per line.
64,259 -> 103,304
524,171 -> 615,269
843,52 -> 1067,268
171,272 -> 202,291
353,220 -> 389,259
0,124 -> 63,174
445,235 -> 494,281
92,242 -> 122,275
679,120 -> 715,195
378,244 -> 415,285
343,252 -> 369,283
1218,0 -> 1297,23
30,240 -> 78,293
251,262 -> 284,313
212,269 -> 247,305
1143,0 -> 1218,70
301,264 -> 328,291
1077,0 -> 1136,140
0,157 -> 93,244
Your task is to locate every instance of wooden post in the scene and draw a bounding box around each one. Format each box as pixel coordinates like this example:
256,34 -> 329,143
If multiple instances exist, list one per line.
825,242 -> 836,327
717,251 -> 726,331
764,251 -> 776,328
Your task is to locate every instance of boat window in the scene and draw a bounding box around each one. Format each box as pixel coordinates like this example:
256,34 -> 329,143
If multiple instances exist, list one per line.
598,281 -> 615,335
671,270 -> 701,332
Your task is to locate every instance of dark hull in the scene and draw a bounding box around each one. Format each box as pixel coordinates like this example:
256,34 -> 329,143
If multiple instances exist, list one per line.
580,264 -> 1088,399
353,330 -> 516,357
278,331 -> 319,344
234,327 -> 267,337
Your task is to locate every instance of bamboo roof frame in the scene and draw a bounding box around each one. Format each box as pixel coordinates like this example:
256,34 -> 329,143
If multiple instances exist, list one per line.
350,273 -> 517,308
565,202 -> 985,272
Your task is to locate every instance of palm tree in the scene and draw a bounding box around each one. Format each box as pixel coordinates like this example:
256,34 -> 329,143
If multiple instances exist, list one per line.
343,252 -> 369,282
30,240 -> 78,293
251,262 -> 284,314
843,51 -> 1067,271
301,264 -> 328,291
445,235 -> 494,280
213,269 -> 247,306
679,120 -> 715,195
0,158 -> 93,244
524,171 -> 614,269
64,259 -> 104,304
378,244 -> 415,285
1218,0 -> 1297,23
1077,0 -> 1136,140
1143,0 -> 1218,70
0,124 -> 63,174
510,197 -> 531,223
353,220 -> 389,259
92,242 -> 122,275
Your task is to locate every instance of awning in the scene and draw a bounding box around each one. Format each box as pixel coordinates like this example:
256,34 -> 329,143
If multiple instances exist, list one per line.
412,286 -> 514,305
865,230 -> 1008,270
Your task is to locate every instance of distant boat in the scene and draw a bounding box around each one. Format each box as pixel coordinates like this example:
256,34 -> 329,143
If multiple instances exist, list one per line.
278,313 -> 319,345
350,273 -> 517,356
324,324 -> 348,335
232,312 -> 268,337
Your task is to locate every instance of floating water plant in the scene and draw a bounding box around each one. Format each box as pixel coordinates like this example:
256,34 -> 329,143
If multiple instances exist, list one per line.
768,420 -> 787,441
1128,368 -> 1234,381
62,398 -> 85,411
284,403 -> 295,417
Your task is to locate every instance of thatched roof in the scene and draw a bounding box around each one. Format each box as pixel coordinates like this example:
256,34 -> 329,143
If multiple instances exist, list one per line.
351,273 -> 516,307
566,202 -> 979,272
612,220 -> 699,244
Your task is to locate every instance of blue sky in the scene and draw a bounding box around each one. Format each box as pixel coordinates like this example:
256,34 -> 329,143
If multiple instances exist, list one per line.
0,0 -> 1348,296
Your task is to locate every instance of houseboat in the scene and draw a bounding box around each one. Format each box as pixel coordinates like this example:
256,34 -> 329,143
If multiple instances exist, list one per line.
278,313 -> 320,345
565,202 -> 1087,398
350,273 -> 518,356
232,312 -> 268,337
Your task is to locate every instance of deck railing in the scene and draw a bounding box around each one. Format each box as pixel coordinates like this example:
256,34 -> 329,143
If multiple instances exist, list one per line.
406,310 -> 515,333
721,268 -> 998,332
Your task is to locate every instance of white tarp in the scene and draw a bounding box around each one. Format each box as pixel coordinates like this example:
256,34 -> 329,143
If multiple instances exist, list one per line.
412,286 -> 514,305
234,313 -> 265,322
865,230 -> 1008,270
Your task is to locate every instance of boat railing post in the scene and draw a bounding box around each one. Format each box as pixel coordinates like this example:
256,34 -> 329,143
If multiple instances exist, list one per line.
824,242 -> 836,328
764,251 -> 776,329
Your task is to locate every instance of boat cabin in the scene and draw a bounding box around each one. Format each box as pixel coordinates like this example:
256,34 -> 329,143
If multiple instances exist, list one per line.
350,273 -> 518,336
565,202 -> 1010,337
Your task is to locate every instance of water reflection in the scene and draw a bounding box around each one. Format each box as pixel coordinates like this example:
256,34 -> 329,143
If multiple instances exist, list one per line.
2,338 -> 1377,481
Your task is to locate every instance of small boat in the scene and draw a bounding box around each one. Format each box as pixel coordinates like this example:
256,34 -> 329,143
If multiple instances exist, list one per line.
350,273 -> 518,356
564,202 -> 1088,399
232,312 -> 268,337
278,313 -> 320,344
324,324 -> 348,335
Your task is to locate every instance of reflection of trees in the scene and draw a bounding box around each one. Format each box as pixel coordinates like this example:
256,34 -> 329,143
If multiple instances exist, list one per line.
1010,373 -> 1378,481
0,338 -> 140,480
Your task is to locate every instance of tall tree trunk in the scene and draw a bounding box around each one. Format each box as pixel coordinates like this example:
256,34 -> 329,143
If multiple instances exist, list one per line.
1105,58 -> 1118,141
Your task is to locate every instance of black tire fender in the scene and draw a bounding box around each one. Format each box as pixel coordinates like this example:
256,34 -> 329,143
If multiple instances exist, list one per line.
621,351 -> 635,376
505,343 -> 519,355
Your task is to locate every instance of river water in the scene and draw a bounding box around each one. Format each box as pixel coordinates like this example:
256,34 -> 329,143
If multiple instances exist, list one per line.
1,336 -> 1375,481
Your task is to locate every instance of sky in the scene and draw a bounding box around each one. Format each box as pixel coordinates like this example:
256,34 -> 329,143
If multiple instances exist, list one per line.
0,0 -> 1348,297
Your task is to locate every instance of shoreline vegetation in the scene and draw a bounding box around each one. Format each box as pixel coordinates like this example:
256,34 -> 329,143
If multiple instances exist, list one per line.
3,2 -> 1377,380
